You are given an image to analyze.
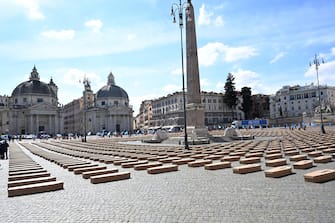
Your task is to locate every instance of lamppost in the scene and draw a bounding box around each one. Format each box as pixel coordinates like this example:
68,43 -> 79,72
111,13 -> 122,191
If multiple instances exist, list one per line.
171,0 -> 189,149
81,77 -> 90,142
310,54 -> 326,134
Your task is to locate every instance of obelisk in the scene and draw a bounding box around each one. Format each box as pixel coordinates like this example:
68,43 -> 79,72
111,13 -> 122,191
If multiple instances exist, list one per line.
185,0 -> 208,139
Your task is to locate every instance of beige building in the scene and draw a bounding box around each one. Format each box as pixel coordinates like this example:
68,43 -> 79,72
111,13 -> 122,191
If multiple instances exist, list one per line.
137,91 -> 244,130
269,84 -> 335,125
62,72 -> 133,135
0,66 -> 63,135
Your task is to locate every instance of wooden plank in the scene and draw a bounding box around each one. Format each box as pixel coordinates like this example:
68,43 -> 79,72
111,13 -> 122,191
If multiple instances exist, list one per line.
204,161 -> 231,170
265,158 -> 287,167
314,155 -> 333,164
8,172 -> 51,182
82,168 -> 118,179
90,172 -> 130,184
265,166 -> 292,178
233,164 -> 262,174
134,162 -> 163,171
304,169 -> 335,183
293,160 -> 314,169
74,166 -> 107,175
8,181 -> 63,197
188,159 -> 212,167
8,176 -> 56,188
147,165 -> 178,174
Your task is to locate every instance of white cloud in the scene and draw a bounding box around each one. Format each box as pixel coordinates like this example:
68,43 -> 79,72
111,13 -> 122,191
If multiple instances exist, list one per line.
41,30 -> 75,40
15,0 -> 45,20
127,33 -> 136,41
215,68 -> 275,95
200,78 -> 210,87
214,16 -> 224,27
270,52 -> 286,64
198,4 -> 224,27
225,46 -> 258,62
162,84 -> 181,93
84,19 -> 103,32
198,42 -> 258,66
304,60 -> 335,84
171,68 -> 182,76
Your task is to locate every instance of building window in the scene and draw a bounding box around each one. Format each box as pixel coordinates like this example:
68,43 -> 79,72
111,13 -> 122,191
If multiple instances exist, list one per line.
311,92 -> 316,97
114,101 -> 118,105
289,95 -> 295,100
23,98 -> 27,103
37,98 -> 43,103
304,93 -> 309,98
101,101 -> 105,106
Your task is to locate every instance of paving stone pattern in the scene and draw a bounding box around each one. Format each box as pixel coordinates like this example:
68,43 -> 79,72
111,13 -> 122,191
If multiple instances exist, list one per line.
0,127 -> 335,222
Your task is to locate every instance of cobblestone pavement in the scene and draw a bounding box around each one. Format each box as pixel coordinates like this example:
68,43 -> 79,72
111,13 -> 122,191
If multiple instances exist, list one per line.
1,137 -> 335,223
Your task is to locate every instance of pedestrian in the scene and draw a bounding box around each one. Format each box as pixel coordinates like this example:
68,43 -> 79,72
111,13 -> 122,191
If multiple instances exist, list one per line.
2,140 -> 9,159
0,141 -> 4,159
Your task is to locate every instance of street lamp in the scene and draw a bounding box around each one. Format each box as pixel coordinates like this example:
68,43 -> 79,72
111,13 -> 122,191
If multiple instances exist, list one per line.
171,0 -> 190,149
81,77 -> 90,142
310,54 -> 326,134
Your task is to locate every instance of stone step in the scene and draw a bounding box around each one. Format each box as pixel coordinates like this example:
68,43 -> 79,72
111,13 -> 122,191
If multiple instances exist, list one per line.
265,166 -> 293,178
90,172 -> 131,184
204,161 -> 231,170
188,159 -> 212,167
293,160 -> 314,169
74,166 -> 107,175
8,181 -> 64,197
134,162 -> 163,171
82,168 -> 119,179
233,164 -> 262,174
8,176 -> 56,188
304,169 -> 335,183
289,154 -> 308,162
265,158 -> 287,167
8,172 -> 51,182
313,155 -> 333,164
172,158 -> 196,165
9,169 -> 47,176
147,165 -> 178,174
68,164 -> 98,171
240,157 -> 261,164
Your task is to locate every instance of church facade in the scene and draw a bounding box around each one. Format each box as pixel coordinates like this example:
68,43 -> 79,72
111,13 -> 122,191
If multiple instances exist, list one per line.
0,67 -> 133,137
0,66 -> 63,135
63,72 -> 133,135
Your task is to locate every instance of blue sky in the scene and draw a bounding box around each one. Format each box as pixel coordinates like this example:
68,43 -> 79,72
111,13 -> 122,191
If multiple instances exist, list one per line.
1,0 -> 335,115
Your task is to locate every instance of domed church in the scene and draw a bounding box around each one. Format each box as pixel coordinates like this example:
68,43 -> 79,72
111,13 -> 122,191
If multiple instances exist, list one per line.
63,72 -> 133,135
1,66 -> 63,135
86,72 -> 133,134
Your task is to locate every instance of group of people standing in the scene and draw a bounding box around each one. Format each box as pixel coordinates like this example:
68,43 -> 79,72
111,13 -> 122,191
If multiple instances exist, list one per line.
0,140 -> 9,160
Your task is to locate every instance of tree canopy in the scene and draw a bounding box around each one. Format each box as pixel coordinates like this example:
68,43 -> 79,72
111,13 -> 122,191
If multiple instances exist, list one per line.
241,86 -> 252,119
223,73 -> 238,120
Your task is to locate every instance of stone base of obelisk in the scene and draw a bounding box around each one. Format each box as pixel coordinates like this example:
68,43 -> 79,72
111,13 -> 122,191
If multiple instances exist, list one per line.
184,103 -> 210,145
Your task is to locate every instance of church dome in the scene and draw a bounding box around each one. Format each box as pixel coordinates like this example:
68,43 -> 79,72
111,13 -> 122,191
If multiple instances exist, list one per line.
96,72 -> 129,99
11,66 -> 56,97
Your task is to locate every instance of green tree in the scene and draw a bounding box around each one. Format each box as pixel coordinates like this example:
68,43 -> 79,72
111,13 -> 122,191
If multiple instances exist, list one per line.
223,73 -> 237,121
240,87 -> 252,119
